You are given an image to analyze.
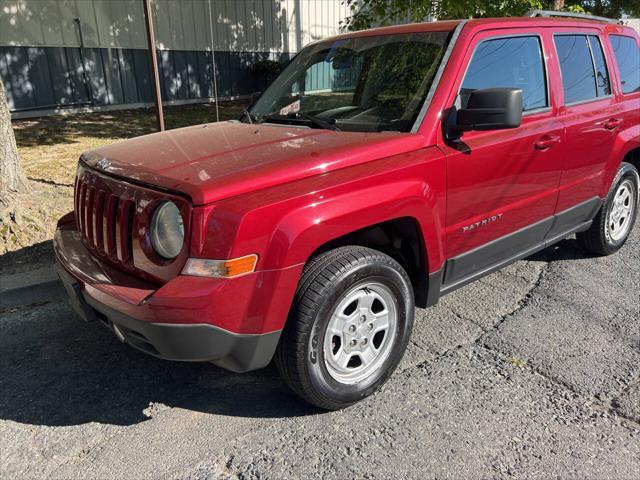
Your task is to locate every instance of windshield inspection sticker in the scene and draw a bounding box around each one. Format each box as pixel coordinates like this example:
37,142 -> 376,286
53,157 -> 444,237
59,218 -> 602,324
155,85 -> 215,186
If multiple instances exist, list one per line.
280,99 -> 301,115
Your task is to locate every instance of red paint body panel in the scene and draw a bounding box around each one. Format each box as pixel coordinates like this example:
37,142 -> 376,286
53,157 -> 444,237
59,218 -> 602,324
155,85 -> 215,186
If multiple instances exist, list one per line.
548,27 -> 638,212
437,27 -> 564,258
190,146 -> 446,272
55,215 -> 303,333
55,18 -> 640,338
597,30 -> 640,197
83,123 -> 425,206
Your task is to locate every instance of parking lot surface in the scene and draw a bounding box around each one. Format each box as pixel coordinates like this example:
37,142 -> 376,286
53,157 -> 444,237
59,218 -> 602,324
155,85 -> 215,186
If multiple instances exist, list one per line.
1,228 -> 639,479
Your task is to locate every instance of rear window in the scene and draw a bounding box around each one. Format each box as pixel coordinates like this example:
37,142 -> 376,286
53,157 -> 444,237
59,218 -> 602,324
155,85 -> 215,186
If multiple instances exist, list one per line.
609,35 -> 640,94
554,35 -> 608,104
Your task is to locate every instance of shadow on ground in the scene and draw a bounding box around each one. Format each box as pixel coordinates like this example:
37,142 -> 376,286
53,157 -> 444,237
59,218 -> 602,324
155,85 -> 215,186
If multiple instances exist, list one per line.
0,240 -> 315,427
525,237 -> 598,263
0,241 -> 54,275
0,237 -> 595,428
0,298 -> 316,427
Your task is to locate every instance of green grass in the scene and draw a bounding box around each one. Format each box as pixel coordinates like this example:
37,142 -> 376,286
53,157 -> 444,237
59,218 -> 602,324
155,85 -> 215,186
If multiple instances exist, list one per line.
13,101 -> 247,185
2,101 -> 248,254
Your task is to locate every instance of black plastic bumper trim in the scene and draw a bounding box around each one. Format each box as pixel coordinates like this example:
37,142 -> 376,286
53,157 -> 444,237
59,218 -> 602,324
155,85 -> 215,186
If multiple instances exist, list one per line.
56,259 -> 280,373
86,293 -> 281,372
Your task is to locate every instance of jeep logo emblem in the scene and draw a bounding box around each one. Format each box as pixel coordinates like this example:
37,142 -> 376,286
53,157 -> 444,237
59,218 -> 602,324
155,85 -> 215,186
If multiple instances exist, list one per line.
96,158 -> 111,170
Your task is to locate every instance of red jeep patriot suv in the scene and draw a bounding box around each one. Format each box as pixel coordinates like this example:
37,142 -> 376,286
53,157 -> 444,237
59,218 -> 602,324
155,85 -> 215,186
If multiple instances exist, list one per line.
55,12 -> 640,409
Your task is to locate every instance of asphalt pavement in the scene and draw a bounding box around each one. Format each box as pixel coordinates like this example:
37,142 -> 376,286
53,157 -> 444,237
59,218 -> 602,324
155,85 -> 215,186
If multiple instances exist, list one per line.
1,227 -> 638,479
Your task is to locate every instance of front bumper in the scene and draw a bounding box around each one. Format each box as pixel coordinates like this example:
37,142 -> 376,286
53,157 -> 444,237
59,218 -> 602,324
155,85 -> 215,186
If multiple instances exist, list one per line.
54,216 -> 285,372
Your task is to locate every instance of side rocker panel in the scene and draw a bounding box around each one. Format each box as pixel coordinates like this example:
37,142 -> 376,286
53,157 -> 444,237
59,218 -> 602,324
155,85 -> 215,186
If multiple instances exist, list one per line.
437,197 -> 603,296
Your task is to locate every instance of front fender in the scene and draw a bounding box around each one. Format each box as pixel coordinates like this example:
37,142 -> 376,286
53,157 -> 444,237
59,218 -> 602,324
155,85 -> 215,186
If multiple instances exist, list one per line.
264,177 -> 443,271
190,147 -> 446,332
233,147 -> 446,273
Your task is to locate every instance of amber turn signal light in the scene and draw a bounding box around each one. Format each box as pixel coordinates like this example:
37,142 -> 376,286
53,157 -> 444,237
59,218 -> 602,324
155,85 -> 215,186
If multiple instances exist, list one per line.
182,254 -> 258,278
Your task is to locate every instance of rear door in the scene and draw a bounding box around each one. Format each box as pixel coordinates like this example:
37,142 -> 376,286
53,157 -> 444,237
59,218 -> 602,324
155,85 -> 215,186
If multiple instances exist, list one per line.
552,30 -> 620,217
437,28 -> 563,290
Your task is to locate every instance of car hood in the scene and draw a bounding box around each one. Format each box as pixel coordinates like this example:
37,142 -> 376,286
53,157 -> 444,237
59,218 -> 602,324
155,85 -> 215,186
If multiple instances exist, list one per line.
82,121 -> 425,205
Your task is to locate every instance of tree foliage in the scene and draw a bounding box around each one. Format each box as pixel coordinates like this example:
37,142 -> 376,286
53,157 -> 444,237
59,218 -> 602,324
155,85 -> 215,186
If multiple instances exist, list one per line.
342,0 -> 640,30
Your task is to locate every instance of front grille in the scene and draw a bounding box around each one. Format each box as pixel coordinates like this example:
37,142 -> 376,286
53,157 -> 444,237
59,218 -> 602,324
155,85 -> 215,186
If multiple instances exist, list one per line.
74,170 -> 135,265
73,161 -> 192,284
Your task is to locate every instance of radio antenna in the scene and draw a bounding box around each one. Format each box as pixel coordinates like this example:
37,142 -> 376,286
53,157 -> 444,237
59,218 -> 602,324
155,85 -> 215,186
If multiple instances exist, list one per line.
207,0 -> 220,122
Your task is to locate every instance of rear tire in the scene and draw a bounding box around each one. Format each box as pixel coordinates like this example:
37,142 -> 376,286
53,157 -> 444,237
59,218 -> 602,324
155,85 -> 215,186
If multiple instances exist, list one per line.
275,246 -> 414,410
577,162 -> 639,256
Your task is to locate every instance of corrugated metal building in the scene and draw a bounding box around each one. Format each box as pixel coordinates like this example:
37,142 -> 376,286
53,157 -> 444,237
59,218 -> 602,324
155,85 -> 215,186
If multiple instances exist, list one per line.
0,0 -> 350,115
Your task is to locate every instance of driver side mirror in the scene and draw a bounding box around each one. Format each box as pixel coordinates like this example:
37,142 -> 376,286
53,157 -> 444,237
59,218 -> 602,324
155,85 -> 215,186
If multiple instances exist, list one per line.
446,88 -> 522,140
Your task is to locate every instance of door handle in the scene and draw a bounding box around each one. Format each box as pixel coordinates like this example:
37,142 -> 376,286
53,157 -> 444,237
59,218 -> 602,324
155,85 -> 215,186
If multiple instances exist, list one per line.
534,135 -> 560,150
604,118 -> 623,130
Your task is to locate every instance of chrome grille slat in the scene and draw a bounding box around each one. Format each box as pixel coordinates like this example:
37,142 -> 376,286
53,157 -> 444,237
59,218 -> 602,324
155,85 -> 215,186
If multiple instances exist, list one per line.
78,182 -> 88,235
86,187 -> 96,245
73,176 -> 80,228
116,198 -> 133,263
94,190 -> 106,252
75,171 -> 134,266
105,194 -> 118,257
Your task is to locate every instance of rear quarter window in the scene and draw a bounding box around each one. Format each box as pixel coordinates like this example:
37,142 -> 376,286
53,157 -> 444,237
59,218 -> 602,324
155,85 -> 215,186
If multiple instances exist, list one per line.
609,35 -> 640,94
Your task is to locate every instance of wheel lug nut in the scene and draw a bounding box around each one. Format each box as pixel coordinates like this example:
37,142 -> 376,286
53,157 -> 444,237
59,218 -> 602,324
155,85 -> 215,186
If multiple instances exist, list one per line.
362,338 -> 368,345
368,323 -> 374,330
360,315 -> 366,322
349,325 -> 356,333
350,339 -> 357,347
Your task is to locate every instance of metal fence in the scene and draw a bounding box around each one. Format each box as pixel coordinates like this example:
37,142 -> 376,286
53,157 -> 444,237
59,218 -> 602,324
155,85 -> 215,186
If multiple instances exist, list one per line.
0,0 -> 350,114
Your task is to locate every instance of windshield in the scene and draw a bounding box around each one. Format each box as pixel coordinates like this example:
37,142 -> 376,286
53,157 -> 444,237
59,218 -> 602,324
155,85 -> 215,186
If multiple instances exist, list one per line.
247,31 -> 452,133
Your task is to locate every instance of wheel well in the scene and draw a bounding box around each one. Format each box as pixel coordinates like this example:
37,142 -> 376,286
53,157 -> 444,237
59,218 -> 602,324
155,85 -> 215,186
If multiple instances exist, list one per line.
309,217 -> 430,307
624,147 -> 640,173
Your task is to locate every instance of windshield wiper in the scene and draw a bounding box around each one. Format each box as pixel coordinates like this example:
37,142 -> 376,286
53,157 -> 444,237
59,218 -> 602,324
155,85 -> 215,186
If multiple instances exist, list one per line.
293,113 -> 340,131
240,109 -> 260,124
262,112 -> 340,131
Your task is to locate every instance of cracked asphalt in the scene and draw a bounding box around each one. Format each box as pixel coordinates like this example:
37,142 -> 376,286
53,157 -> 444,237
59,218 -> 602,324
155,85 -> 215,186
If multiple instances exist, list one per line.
1,227 -> 639,479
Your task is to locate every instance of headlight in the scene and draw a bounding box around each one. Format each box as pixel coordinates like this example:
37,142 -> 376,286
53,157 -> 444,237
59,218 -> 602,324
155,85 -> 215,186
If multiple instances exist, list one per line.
150,201 -> 184,259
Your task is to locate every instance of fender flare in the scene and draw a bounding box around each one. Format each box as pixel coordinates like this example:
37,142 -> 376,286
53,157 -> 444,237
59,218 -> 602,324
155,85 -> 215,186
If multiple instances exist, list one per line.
601,124 -> 640,196
260,177 -> 445,273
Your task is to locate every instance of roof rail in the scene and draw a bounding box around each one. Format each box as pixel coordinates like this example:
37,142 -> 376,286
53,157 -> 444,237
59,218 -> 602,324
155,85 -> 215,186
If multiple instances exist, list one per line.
525,9 -> 621,24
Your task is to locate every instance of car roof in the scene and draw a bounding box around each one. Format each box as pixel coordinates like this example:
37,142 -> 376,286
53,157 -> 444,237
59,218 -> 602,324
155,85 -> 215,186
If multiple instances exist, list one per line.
322,20 -> 461,42
320,16 -> 638,44
465,16 -> 634,32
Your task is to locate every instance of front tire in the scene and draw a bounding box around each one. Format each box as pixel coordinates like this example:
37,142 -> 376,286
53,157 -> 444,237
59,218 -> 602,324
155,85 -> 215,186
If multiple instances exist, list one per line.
275,246 -> 414,410
577,162 -> 639,256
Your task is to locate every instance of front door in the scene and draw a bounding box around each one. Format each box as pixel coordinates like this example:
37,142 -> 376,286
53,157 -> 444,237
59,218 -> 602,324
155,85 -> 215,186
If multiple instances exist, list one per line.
438,29 -> 563,290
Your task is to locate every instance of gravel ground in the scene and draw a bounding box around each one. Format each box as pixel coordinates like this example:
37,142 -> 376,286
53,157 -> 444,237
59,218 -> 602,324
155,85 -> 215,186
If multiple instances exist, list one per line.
1,227 -> 638,479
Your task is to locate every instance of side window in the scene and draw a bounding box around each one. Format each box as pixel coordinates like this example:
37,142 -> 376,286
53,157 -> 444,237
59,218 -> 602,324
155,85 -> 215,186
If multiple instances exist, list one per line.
588,36 -> 611,97
460,36 -> 547,112
610,35 -> 640,94
554,34 -> 612,104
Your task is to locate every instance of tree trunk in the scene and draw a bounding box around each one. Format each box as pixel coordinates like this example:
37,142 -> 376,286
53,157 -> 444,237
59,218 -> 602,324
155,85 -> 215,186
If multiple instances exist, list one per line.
552,0 -> 565,10
0,77 -> 29,202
